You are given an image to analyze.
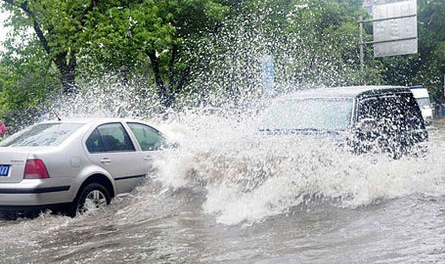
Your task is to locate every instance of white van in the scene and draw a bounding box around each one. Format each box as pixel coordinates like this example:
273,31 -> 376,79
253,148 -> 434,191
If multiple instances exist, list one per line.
410,87 -> 433,125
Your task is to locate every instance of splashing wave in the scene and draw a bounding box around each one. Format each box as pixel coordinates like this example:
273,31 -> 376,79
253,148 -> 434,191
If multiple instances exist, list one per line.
152,112 -> 445,225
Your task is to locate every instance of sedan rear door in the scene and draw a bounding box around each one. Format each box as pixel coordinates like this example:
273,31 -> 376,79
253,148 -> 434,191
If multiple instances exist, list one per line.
85,122 -> 146,194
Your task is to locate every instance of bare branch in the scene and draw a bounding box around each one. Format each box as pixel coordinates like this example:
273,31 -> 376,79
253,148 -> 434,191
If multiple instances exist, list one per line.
2,0 -> 51,55
168,45 -> 177,92
175,65 -> 191,95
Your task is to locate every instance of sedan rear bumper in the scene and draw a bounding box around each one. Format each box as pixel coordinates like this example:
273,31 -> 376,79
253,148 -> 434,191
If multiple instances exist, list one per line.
0,178 -> 75,207
0,186 -> 70,194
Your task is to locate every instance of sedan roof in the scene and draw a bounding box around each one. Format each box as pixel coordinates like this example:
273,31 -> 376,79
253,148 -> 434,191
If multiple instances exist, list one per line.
40,117 -> 148,124
279,86 -> 412,100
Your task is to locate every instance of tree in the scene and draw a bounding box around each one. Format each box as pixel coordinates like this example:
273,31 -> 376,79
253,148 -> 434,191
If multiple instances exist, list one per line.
187,0 -> 381,105
1,0 -> 229,108
0,0 -> 106,93
79,0 -> 228,107
283,0 -> 378,85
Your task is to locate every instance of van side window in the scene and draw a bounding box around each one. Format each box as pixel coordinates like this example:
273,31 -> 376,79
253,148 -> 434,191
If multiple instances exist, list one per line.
127,122 -> 164,151
357,94 -> 424,130
86,123 -> 135,153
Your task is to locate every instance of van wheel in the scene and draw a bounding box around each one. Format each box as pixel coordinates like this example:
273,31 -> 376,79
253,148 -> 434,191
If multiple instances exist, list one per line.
68,183 -> 111,217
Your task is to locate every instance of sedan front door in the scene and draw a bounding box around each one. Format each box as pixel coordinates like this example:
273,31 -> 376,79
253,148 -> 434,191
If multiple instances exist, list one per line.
126,122 -> 165,173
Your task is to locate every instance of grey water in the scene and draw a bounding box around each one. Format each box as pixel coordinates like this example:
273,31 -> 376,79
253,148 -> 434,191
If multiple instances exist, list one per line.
1,117 -> 445,264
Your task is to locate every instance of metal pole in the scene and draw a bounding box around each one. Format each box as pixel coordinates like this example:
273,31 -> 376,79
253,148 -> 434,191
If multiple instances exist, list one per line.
362,14 -> 416,23
443,72 -> 445,97
365,36 -> 417,45
359,16 -> 364,71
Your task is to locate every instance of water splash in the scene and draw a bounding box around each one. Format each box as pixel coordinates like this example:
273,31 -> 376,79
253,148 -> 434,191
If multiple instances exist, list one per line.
12,78 -> 444,226
150,111 -> 445,225
3,5 -> 442,227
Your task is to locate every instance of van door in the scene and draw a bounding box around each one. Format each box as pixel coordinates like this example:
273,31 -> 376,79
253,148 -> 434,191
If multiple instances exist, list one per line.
356,93 -> 427,155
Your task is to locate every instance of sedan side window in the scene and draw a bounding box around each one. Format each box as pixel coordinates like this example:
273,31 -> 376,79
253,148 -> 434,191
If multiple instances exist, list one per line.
127,122 -> 164,151
86,123 -> 135,153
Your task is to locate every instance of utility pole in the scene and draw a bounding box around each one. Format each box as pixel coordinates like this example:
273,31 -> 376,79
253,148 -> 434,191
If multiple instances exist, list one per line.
359,16 -> 364,71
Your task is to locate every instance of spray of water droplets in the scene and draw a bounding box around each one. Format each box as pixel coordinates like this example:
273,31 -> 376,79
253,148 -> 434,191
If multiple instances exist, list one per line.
4,6 -> 445,226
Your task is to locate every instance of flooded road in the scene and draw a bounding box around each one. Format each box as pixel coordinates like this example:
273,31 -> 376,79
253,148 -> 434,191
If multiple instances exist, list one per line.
1,117 -> 445,264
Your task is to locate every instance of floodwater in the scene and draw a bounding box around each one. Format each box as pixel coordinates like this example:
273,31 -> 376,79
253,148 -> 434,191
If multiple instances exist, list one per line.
1,116 -> 445,264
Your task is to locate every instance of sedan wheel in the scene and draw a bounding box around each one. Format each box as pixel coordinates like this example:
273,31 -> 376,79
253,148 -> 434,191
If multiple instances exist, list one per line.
69,182 -> 111,217
84,190 -> 108,210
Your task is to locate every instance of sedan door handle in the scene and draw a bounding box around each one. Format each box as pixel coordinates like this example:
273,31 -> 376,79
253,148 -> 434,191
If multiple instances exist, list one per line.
144,156 -> 152,161
100,158 -> 111,165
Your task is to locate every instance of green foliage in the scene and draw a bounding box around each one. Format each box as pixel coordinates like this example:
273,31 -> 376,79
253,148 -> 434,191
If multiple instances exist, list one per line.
0,36 -> 59,114
1,0 -> 228,109
1,0 -> 445,121
79,0 -> 172,70
284,0 -> 372,85
77,0 -> 228,106
187,0 -> 376,106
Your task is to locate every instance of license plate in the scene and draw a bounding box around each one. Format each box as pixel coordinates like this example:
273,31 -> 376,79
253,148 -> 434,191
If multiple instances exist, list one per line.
0,165 -> 10,176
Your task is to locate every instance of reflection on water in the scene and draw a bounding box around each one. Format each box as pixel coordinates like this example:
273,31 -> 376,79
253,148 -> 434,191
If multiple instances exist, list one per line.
1,115 -> 445,264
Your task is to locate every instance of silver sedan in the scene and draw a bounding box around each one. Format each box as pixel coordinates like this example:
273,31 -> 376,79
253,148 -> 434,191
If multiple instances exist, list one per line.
0,118 -> 166,217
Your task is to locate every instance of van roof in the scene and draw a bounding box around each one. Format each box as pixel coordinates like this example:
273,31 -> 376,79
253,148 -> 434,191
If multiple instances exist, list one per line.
279,86 -> 411,100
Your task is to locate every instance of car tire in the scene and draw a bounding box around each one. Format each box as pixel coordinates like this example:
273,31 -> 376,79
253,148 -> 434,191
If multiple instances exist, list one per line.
67,183 -> 111,217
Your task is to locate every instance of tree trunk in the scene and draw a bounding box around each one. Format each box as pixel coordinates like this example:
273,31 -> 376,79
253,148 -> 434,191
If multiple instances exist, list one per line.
147,50 -> 168,104
55,54 -> 77,93
148,49 -> 192,108
60,67 -> 76,94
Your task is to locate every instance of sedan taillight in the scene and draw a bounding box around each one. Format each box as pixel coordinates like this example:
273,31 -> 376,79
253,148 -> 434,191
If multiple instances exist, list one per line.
24,159 -> 50,179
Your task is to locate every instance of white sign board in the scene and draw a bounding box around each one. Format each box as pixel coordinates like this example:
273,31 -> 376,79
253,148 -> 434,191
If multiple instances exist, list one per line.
373,0 -> 418,57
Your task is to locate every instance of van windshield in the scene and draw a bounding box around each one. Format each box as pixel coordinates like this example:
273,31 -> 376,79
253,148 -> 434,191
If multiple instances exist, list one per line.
0,123 -> 84,147
259,98 -> 354,131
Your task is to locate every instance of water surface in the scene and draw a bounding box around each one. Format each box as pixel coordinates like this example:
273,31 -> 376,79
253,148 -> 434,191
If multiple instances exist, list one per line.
1,117 -> 445,264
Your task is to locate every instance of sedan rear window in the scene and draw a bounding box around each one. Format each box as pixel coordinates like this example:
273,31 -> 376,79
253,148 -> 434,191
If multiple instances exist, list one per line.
0,123 -> 84,147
